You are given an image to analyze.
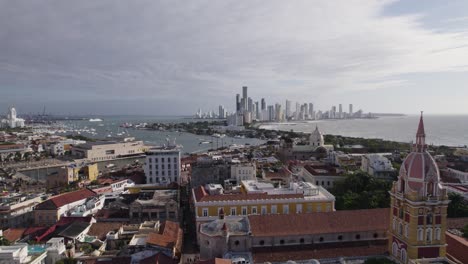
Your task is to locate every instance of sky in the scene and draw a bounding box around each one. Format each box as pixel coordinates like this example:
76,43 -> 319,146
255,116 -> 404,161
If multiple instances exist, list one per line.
1,0 -> 468,116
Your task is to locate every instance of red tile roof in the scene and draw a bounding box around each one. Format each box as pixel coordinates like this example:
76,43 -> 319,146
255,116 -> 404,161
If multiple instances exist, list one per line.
140,252 -> 178,264
446,232 -> 468,264
447,217 -> 468,229
193,186 -> 303,203
249,208 -> 389,237
35,188 -> 96,210
2,228 -> 26,242
88,222 -> 123,241
146,220 -> 183,254
253,243 -> 388,263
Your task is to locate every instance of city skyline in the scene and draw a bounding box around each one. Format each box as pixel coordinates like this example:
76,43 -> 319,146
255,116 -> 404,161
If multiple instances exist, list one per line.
2,1 -> 468,115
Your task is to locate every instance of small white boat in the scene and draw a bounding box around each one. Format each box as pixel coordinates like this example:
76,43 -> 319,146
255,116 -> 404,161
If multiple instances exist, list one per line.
89,118 -> 103,122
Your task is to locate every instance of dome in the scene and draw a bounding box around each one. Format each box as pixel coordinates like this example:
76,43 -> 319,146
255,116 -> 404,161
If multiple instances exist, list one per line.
309,125 -> 324,147
398,113 -> 441,197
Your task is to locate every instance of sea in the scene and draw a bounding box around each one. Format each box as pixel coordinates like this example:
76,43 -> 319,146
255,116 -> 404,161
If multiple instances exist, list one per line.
259,115 -> 468,147
58,116 -> 265,154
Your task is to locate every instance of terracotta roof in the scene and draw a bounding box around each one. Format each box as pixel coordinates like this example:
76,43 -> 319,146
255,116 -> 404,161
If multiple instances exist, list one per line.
146,220 -> 182,253
140,252 -> 177,264
446,232 -> 468,264
87,222 -> 123,241
264,166 -> 292,179
447,218 -> 468,229
2,228 -> 26,242
249,208 -> 389,237
196,258 -> 232,264
253,243 -> 388,263
35,188 -> 96,210
193,186 -> 303,203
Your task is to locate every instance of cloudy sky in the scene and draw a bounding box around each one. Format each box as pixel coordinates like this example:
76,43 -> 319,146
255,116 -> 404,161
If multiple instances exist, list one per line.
1,0 -> 468,115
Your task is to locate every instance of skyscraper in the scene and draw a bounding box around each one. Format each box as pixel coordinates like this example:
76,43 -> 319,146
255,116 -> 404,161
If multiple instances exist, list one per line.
309,103 -> 314,116
242,86 -> 248,100
218,105 -> 225,119
339,104 -> 343,119
285,100 -> 292,119
349,104 -> 353,116
248,97 -> 253,112
261,98 -> 266,110
236,94 -> 240,112
255,101 -> 260,120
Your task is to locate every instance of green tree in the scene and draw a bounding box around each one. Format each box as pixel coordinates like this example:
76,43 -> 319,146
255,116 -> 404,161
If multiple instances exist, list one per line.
447,193 -> 468,218
462,224 -> 468,239
0,236 -> 11,246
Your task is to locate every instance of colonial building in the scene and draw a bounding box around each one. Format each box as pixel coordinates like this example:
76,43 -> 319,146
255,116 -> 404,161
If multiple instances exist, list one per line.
192,180 -> 335,234
278,126 -> 333,161
144,144 -> 181,186
388,114 -> 450,263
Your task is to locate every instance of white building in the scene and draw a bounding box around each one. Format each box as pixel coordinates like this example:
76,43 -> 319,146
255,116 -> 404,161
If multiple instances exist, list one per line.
361,154 -> 395,179
0,107 -> 25,128
71,138 -> 146,161
144,144 -> 181,186
230,163 -> 257,183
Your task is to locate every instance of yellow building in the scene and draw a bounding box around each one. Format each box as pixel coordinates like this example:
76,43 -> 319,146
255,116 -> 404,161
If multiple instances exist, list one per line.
192,180 -> 335,236
388,114 -> 450,264
47,162 -> 99,188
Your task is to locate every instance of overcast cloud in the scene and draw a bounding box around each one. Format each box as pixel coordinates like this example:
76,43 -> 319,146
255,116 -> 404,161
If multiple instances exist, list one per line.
1,0 -> 468,115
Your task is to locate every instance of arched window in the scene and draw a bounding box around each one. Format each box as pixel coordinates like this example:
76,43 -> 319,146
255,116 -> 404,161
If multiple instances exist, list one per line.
426,228 -> 432,242
427,182 -> 434,196
399,223 -> 403,235
393,218 -> 397,230
435,228 -> 441,240
401,249 -> 407,263
418,229 -> 424,241
392,242 -> 398,257
427,213 -> 433,225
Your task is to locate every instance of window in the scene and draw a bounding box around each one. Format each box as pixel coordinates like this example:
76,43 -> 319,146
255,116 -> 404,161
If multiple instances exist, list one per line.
168,170 -> 171,176
373,233 -> 378,238
435,228 -> 441,240
148,178 -> 153,183
173,157 -> 177,163
174,177 -> 177,182
417,228 -> 423,241
271,205 -> 277,214
283,205 -> 289,214
326,204 -> 331,212
296,204 -> 302,213
149,165 -> 152,169
231,207 -> 236,215
234,240 -> 240,246
307,204 -> 313,213
338,235 -> 343,240
280,239 -> 284,245
317,205 -> 322,212
174,170 -> 178,176
427,214 -> 433,225
251,207 -> 257,214
202,208 -> 208,217
401,249 -> 407,263
161,158 -> 165,162
156,177 -> 159,183
261,206 -> 267,215
355,234 -> 361,240
319,237 -> 324,242
242,207 -> 247,215
168,164 -> 171,169
105,150 -> 115,155
405,224 -> 409,238
149,158 -> 152,163
155,158 -> 158,163
399,223 -> 403,236
426,228 -> 432,242
218,208 -> 224,216
259,240 -> 265,245
300,238 -> 305,244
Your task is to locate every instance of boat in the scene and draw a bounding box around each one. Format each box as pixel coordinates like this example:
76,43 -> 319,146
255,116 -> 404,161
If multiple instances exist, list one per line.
105,164 -> 116,169
199,141 -> 212,144
89,118 -> 103,122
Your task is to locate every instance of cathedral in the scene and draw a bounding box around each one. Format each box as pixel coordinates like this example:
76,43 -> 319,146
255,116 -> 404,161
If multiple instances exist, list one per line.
0,107 -> 25,128
388,113 -> 450,263
278,125 -> 333,161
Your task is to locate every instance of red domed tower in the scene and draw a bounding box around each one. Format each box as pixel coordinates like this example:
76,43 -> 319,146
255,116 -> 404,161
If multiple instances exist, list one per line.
388,113 -> 449,263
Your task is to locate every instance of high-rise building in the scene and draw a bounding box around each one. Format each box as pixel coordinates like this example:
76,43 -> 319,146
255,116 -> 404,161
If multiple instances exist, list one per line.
275,103 -> 283,122
236,94 -> 240,112
242,86 -> 248,100
255,101 -> 260,120
240,98 -> 246,111
285,100 -> 292,119
388,114 -> 449,263
267,105 -> 275,121
218,105 -> 226,119
261,98 -> 266,110
304,103 -> 309,119
349,104 -> 353,116
248,97 -> 253,112
309,103 -> 314,116
339,104 -> 343,119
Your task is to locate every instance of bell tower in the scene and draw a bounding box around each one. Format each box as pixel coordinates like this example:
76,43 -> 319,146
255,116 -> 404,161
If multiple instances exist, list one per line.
388,113 -> 450,263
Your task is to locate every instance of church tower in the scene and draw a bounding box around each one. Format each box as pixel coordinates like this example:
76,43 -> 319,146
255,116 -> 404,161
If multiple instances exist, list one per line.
309,125 -> 324,147
388,113 -> 450,263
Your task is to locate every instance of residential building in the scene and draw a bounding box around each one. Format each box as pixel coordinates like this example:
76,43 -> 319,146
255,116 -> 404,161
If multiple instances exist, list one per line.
34,188 -> 97,226
47,162 -> 99,188
230,163 -> 257,183
388,114 -> 450,263
191,159 -> 231,188
71,138 -> 146,161
129,189 -> 179,223
144,145 -> 181,186
301,164 -> 345,189
361,154 -> 396,180
0,193 -> 46,228
0,144 -> 27,162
